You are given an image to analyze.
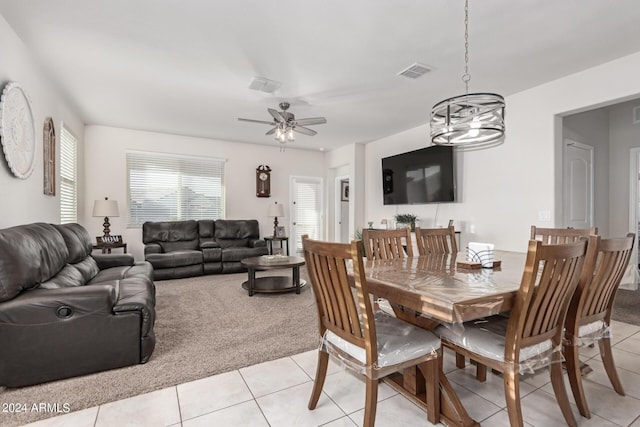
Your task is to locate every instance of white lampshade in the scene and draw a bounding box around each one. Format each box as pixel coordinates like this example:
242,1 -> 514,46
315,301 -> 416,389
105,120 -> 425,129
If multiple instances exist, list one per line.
268,203 -> 285,217
93,198 -> 119,217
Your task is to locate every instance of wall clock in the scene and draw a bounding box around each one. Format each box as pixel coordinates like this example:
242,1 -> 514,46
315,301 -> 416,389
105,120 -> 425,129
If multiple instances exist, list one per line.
256,164 -> 271,197
0,82 -> 36,179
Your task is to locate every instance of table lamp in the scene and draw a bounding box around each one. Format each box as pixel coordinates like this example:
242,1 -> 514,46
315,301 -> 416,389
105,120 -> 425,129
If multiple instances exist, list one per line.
267,202 -> 285,237
93,197 -> 119,237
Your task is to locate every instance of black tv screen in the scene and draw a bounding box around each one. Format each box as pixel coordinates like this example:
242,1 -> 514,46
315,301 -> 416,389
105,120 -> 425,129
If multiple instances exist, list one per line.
382,146 -> 456,205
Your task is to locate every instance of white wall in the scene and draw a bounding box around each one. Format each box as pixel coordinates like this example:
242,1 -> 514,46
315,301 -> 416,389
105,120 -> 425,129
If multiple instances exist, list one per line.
0,15 -> 85,228
363,51 -> 640,252
83,126 -> 326,261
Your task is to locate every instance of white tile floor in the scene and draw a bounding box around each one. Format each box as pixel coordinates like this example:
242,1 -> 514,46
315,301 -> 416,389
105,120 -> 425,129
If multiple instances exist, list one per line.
24,320 -> 640,427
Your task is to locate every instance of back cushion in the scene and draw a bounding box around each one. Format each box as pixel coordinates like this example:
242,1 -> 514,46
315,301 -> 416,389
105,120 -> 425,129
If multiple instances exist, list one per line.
39,264 -> 85,289
143,220 -> 198,246
72,257 -> 100,282
54,223 -> 93,263
0,223 -> 69,302
215,220 -> 260,240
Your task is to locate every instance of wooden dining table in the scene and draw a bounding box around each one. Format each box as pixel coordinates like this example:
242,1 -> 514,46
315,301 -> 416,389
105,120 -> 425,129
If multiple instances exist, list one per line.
357,250 -> 527,427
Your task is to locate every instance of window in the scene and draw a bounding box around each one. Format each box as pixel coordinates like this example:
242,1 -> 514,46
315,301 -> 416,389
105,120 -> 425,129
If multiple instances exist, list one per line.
60,126 -> 78,223
127,151 -> 225,226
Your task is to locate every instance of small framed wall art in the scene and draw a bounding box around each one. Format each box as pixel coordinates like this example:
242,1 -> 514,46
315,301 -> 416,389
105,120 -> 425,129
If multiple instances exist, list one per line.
341,181 -> 349,202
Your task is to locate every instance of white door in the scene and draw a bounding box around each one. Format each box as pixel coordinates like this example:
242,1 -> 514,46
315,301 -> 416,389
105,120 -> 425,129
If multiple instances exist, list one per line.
563,139 -> 593,229
290,176 -> 323,254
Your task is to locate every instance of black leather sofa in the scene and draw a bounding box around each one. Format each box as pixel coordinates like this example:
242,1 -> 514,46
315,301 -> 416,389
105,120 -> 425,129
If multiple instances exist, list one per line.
0,222 -> 156,388
142,219 -> 269,280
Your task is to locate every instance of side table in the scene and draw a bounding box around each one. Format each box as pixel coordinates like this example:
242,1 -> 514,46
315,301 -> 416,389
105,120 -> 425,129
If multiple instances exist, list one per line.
92,242 -> 127,254
264,236 -> 289,256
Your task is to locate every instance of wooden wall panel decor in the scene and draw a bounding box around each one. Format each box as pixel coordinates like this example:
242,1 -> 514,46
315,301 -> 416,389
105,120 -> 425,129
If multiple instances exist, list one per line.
43,117 -> 55,195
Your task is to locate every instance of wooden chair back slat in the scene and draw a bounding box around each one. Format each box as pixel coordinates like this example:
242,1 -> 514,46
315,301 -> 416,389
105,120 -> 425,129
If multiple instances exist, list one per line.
302,235 -> 376,358
575,234 -> 634,322
530,225 -> 597,244
362,228 -> 413,259
506,238 -> 591,359
414,226 -> 458,255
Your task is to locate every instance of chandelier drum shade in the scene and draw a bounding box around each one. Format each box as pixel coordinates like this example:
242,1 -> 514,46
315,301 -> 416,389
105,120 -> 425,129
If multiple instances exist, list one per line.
430,0 -> 505,148
430,92 -> 505,147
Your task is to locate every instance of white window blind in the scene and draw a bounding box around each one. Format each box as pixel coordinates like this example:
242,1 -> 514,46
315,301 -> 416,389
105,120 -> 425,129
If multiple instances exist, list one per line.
60,126 -> 78,223
291,176 -> 323,253
127,151 -> 225,226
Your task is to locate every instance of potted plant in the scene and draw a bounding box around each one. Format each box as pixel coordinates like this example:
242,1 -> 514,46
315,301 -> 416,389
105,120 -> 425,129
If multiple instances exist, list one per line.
394,213 -> 418,231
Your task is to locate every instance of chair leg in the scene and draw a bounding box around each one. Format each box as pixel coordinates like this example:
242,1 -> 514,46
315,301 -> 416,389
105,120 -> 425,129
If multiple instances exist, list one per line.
418,356 -> 441,425
550,358 -> 578,427
564,343 -> 590,418
599,338 -> 625,395
455,352 -> 465,369
308,351 -> 329,410
363,377 -> 379,427
503,369 -> 524,427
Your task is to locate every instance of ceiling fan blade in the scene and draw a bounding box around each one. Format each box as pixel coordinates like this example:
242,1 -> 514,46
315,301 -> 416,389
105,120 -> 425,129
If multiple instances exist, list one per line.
238,118 -> 274,125
265,127 -> 276,135
294,117 -> 327,126
268,108 -> 284,123
294,125 -> 317,136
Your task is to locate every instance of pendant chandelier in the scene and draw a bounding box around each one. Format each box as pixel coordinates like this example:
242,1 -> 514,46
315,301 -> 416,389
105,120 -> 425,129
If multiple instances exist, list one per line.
430,0 -> 505,148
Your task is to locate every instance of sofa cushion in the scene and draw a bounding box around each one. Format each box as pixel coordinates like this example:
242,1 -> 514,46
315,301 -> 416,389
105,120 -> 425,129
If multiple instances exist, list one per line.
40,264 -> 85,289
159,240 -> 198,252
221,247 -> 268,262
146,250 -> 203,269
0,223 -> 69,302
215,219 -> 260,240
89,262 -> 156,284
72,257 -> 100,282
54,223 -> 93,263
143,220 -> 198,244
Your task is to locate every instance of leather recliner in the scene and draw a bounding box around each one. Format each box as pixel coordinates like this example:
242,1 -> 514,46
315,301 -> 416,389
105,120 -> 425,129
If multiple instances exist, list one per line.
0,222 -> 156,388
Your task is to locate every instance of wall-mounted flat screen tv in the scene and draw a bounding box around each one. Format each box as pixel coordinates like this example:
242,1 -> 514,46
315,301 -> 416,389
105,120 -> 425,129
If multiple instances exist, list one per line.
382,145 -> 456,205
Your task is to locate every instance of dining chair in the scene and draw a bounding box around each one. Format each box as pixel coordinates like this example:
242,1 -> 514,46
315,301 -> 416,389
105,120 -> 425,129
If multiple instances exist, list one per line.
414,225 -> 458,255
362,227 -> 413,259
437,237 -> 594,427
302,235 -> 442,426
531,225 -> 597,244
564,233 -> 635,419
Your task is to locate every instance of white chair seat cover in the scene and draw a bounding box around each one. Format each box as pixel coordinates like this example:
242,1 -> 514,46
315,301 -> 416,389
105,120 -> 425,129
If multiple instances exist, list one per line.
324,312 -> 440,369
436,315 -> 554,373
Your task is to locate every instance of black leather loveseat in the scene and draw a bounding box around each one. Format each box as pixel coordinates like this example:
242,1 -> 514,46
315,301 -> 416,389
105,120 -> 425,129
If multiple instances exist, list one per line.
0,222 -> 156,387
142,219 -> 268,280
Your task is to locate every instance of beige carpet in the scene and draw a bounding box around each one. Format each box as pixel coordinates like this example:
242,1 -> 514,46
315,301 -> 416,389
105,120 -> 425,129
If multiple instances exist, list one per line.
0,270 -> 319,427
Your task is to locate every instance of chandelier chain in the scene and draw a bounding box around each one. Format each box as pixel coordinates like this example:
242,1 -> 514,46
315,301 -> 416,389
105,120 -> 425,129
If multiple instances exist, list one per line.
462,0 -> 470,93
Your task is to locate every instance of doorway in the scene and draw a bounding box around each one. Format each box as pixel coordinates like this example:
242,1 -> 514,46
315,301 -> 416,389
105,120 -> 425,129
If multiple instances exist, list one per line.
290,176 -> 323,254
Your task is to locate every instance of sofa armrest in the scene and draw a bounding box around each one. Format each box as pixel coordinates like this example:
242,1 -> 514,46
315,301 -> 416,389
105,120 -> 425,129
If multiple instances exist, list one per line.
145,243 -> 162,255
93,253 -> 135,269
0,285 -> 116,325
249,238 -> 266,248
113,279 -> 155,336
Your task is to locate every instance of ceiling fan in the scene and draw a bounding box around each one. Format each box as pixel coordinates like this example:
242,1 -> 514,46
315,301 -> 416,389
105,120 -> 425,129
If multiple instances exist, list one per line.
238,102 -> 327,144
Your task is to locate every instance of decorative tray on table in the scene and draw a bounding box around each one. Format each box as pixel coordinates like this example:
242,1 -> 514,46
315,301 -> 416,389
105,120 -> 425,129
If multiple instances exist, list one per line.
261,254 -> 289,263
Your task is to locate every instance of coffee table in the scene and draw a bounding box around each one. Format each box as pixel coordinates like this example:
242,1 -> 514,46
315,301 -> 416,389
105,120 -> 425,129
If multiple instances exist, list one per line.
240,256 -> 306,296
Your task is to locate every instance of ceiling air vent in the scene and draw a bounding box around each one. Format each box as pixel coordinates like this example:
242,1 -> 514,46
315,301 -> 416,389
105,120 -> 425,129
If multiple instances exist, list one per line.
634,106 -> 640,124
248,77 -> 282,93
397,63 -> 432,79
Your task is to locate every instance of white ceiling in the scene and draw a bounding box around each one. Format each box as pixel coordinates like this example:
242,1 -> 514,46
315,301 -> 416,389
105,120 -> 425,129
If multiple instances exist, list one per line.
2,0 -> 640,151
